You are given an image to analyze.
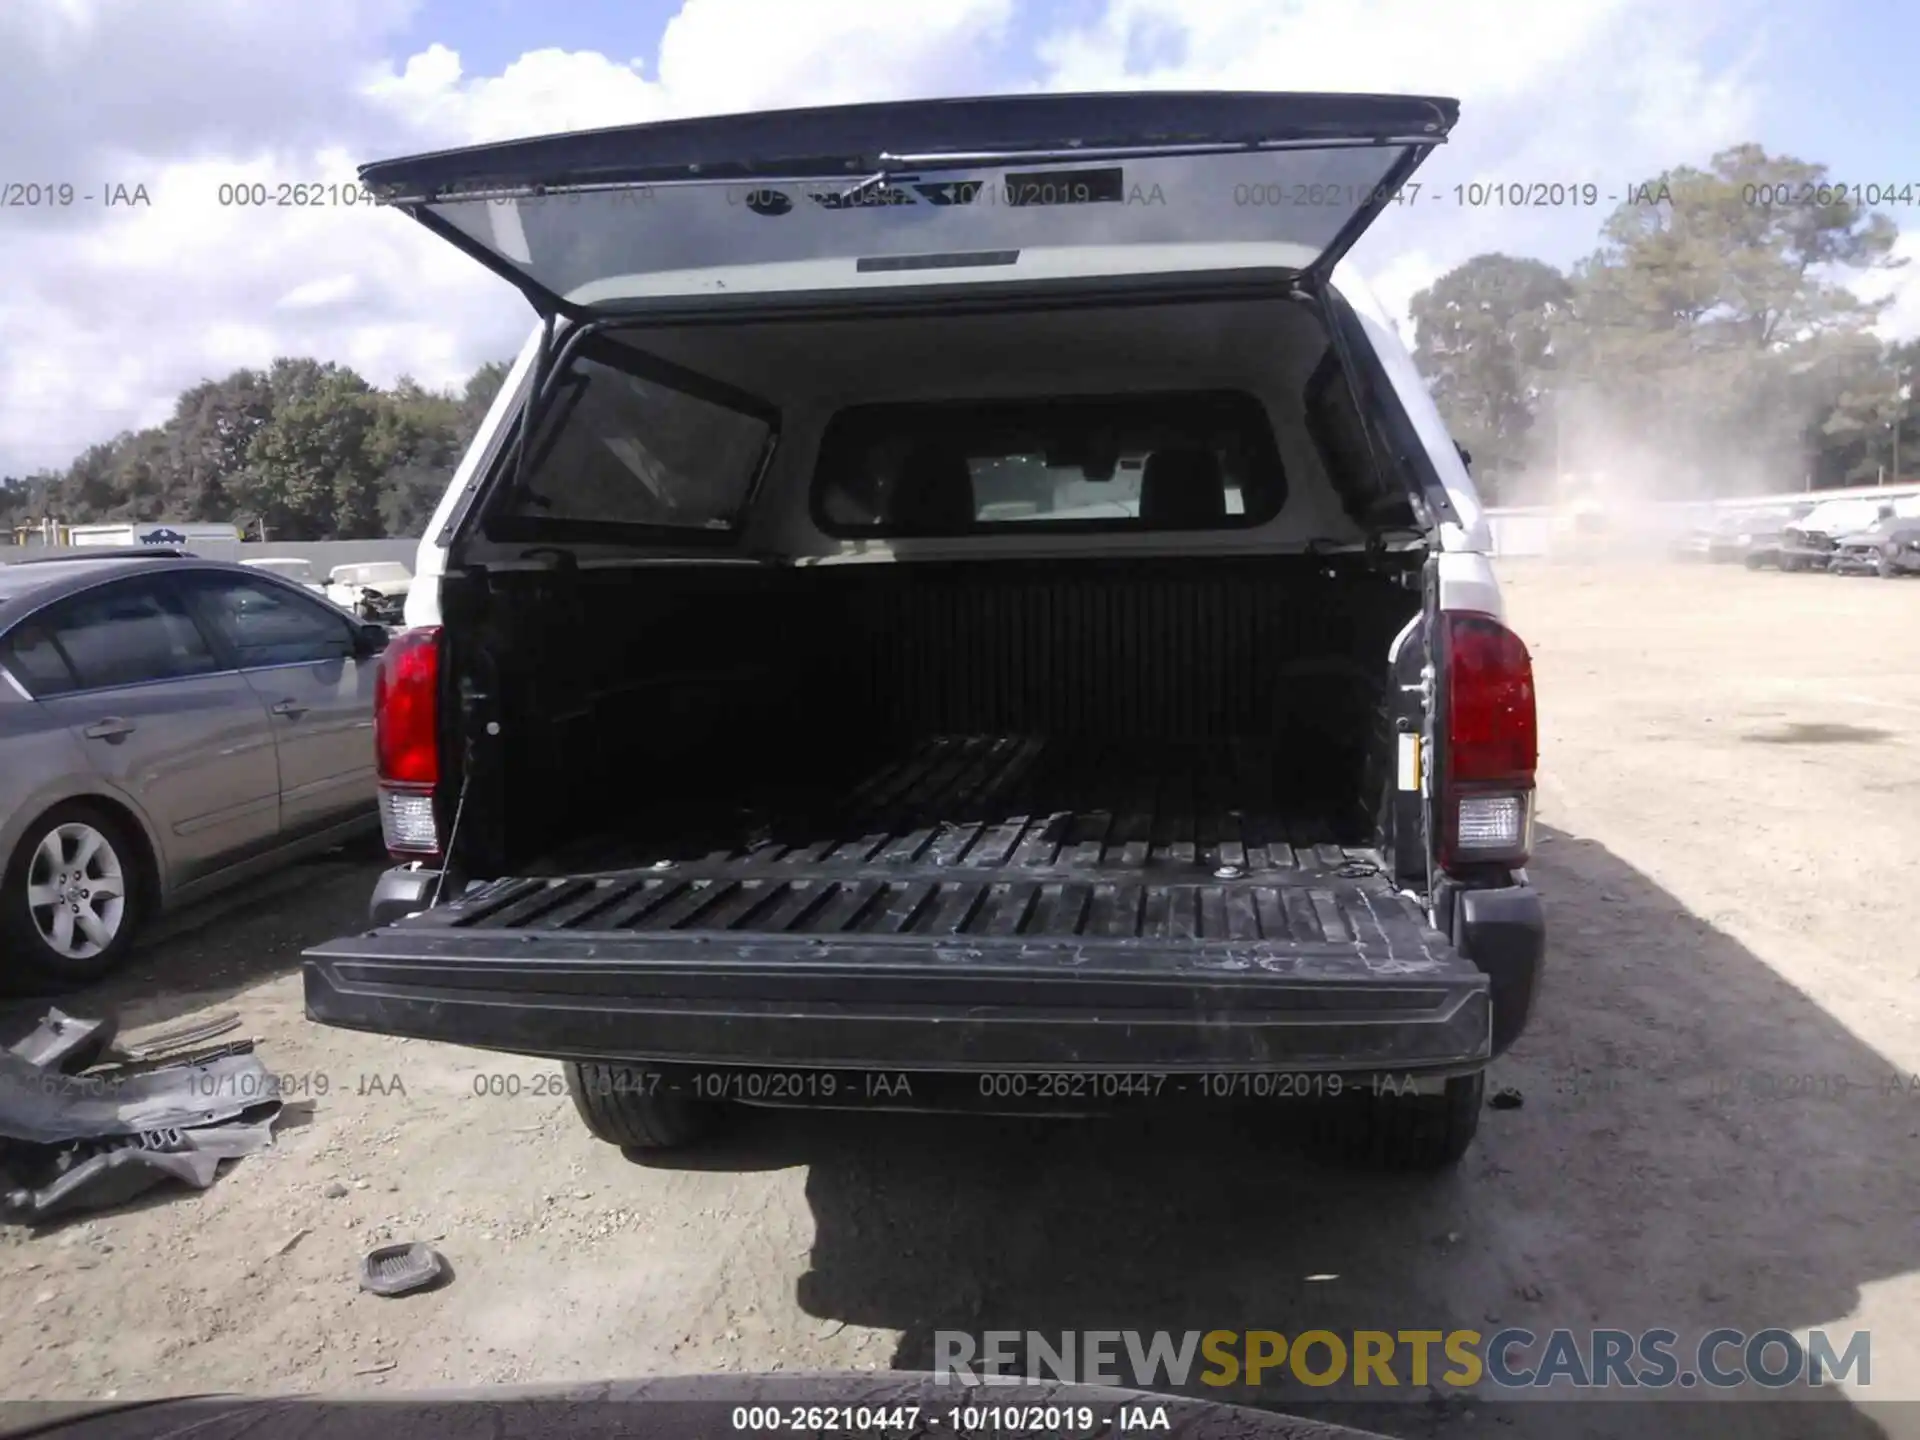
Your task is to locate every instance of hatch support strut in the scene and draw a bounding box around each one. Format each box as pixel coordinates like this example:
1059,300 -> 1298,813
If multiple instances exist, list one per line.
509,310 -> 559,502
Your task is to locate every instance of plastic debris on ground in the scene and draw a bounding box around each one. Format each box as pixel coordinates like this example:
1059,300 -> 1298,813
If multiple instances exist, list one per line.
359,1241 -> 447,1297
0,1007 -> 281,1224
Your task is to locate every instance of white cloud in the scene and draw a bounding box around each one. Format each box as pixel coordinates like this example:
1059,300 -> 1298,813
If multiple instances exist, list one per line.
277,275 -> 364,311
0,0 -> 1017,476
1859,231 -> 1920,343
653,0 -> 1017,115
0,0 -> 1805,479
363,44 -> 658,148
1033,0 -> 1771,331
1036,0 -> 1636,101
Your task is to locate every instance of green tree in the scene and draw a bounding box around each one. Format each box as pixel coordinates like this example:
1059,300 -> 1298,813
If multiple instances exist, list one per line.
459,361 -> 511,438
0,475 -> 33,535
164,370 -> 276,522
60,440 -> 134,520
368,376 -> 466,537
1409,254 -> 1573,501
1819,336 -> 1920,484
1557,144 -> 1903,493
241,362 -> 380,539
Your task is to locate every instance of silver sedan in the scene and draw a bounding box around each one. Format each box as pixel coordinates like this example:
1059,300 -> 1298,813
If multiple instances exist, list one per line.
0,552 -> 386,992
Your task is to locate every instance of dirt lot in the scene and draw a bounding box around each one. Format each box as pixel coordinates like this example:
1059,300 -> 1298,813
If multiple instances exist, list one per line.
3,561 -> 1918,1439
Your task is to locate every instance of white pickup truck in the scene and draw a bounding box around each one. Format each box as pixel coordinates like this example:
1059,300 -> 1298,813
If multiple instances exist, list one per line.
322,561 -> 412,622
302,90 -> 1546,1171
238,556 -> 328,595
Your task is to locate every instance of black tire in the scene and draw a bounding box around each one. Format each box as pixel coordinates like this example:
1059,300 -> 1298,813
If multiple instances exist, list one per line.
565,1062 -> 723,1150
1305,1072 -> 1485,1171
1743,553 -> 1765,570
1,800 -> 151,995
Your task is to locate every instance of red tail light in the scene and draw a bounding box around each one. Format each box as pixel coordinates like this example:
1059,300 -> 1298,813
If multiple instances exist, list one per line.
1440,611 -> 1537,869
373,625 -> 442,858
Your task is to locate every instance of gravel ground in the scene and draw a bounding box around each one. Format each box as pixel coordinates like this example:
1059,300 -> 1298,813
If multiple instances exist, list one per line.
3,560 -> 1918,1440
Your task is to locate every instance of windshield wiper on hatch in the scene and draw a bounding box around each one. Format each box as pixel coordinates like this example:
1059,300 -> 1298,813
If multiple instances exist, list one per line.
836,169 -> 891,205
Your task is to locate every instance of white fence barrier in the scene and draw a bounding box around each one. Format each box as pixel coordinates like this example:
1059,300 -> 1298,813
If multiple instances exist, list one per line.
1486,485 -> 1920,558
0,537 -> 421,569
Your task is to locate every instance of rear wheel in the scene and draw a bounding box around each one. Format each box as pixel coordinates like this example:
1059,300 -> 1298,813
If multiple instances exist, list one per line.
565,1062 -> 724,1150
1,802 -> 149,994
1305,1072 -> 1484,1171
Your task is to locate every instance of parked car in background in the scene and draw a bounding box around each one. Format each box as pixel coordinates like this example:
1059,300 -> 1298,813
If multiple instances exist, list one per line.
324,561 -> 412,623
1705,503 -> 1814,567
1695,512 -> 1744,562
241,556 -> 327,594
0,553 -> 387,991
1830,517 -> 1920,577
1779,498 -> 1898,572
1669,517 -> 1718,562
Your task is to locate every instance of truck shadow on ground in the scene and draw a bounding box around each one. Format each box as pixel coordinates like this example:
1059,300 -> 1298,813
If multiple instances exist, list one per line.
649,823 -> 1909,1440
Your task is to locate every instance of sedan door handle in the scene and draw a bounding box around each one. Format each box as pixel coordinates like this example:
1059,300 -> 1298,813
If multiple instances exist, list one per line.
269,699 -> 309,719
82,717 -> 136,741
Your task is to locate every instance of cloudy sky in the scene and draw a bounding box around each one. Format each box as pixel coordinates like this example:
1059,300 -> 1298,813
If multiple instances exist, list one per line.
3,0 -> 1918,478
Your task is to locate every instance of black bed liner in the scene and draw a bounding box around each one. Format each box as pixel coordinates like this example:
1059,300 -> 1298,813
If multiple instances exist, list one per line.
307,734 -> 1490,1072
438,734 -> 1410,947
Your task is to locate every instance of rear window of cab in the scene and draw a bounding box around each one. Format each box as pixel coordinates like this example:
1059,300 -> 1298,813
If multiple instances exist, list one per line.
810,390 -> 1287,538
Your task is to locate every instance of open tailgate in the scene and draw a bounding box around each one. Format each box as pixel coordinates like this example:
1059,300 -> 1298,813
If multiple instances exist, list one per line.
304,849 -> 1490,1075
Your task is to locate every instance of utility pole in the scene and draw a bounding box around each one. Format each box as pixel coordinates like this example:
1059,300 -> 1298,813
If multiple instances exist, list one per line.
1893,364 -> 1910,487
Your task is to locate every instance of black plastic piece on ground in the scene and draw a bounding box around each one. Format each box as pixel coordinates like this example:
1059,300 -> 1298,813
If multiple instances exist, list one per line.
360,1242 -> 446,1297
1489,1085 -> 1524,1110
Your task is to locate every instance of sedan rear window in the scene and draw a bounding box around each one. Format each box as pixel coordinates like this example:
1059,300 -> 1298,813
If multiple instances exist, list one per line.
0,621 -> 79,697
39,580 -> 220,691
812,391 -> 1286,537
180,574 -> 356,668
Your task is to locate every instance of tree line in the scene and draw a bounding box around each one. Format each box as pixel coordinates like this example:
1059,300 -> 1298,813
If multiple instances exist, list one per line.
1408,143 -> 1917,503
5,141 -> 1917,534
0,358 -> 510,542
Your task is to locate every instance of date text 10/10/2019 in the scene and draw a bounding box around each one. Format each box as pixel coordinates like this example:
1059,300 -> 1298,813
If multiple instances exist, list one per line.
728,1403 -> 1170,1434
560,1068 -> 1433,1104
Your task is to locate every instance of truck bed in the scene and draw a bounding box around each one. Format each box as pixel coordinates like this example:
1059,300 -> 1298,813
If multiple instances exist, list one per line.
303,737 -> 1497,1075
307,732 -> 1493,1076
491,733 -> 1401,945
